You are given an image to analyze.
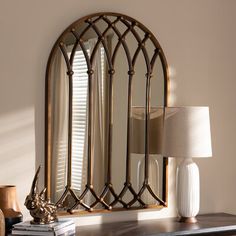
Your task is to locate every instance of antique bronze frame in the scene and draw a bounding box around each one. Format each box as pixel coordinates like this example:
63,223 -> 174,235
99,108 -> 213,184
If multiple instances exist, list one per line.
45,12 -> 170,214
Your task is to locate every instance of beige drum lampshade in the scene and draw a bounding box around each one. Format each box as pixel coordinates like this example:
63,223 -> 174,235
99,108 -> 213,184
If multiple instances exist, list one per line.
162,106 -> 212,158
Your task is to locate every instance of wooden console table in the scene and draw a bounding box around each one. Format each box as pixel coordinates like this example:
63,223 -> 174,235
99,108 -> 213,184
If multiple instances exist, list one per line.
76,213 -> 236,236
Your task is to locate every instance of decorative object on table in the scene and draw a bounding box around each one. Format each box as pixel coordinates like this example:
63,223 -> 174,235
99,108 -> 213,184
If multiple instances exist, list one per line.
0,209 -> 5,235
11,219 -> 75,235
0,185 -> 23,233
131,107 -> 164,204
25,166 -> 58,224
162,106 -> 212,223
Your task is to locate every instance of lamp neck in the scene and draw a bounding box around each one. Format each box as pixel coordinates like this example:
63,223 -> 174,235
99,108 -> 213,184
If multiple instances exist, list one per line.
180,158 -> 194,165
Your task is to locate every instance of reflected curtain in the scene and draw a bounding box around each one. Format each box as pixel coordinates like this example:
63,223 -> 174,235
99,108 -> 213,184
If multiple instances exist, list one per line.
86,38 -> 109,203
50,49 -> 69,202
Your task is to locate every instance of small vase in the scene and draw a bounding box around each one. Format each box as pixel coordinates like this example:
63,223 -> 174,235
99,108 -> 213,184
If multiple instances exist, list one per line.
0,209 -> 5,236
0,186 -> 23,233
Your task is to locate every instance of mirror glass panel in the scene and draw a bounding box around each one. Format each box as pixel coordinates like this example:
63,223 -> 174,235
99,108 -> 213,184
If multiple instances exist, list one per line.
46,13 -> 168,213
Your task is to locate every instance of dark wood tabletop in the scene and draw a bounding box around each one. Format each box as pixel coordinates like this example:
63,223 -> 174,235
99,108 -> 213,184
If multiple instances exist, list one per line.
76,213 -> 236,236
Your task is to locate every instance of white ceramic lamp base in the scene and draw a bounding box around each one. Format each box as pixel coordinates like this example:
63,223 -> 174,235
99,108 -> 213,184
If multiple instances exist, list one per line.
177,158 -> 200,223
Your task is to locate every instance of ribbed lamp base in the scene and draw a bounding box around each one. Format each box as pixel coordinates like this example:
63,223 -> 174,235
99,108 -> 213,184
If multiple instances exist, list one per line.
177,158 -> 200,223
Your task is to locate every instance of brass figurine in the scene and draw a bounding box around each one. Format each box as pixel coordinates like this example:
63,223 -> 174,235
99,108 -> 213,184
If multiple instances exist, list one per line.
25,166 -> 58,224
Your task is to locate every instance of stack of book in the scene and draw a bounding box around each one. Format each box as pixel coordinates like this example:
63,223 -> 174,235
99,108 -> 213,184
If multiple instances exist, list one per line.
11,219 -> 75,236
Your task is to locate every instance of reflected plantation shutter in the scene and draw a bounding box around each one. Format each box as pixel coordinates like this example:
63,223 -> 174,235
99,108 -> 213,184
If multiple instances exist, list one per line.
70,47 -> 90,191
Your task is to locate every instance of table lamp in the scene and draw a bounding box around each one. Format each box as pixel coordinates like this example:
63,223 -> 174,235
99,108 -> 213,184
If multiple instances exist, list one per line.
162,106 -> 212,223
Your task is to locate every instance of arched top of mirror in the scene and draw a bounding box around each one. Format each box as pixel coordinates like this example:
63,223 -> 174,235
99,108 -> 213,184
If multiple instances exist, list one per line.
45,12 -> 169,215
46,12 -> 169,86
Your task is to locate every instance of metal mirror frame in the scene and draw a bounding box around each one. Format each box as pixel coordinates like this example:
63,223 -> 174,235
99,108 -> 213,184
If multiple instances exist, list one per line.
45,12 -> 170,214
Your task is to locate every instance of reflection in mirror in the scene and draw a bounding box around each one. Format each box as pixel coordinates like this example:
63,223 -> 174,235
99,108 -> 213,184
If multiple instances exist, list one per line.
46,12 -> 169,214
130,107 -> 164,205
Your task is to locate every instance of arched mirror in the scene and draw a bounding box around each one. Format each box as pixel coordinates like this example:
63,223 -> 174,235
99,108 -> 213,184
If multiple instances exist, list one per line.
45,12 -> 169,214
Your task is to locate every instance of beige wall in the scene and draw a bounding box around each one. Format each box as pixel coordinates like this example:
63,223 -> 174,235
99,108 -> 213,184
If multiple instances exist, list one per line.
0,0 -> 236,224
